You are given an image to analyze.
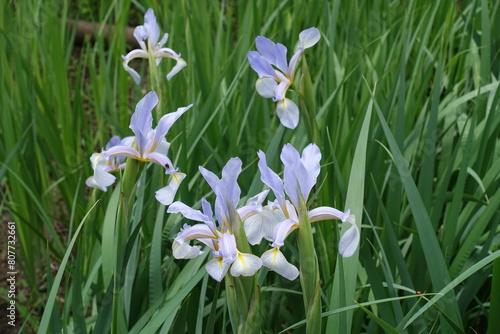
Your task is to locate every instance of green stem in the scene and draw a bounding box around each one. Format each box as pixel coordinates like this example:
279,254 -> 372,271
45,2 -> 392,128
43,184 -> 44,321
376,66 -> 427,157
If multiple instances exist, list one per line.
297,199 -> 322,333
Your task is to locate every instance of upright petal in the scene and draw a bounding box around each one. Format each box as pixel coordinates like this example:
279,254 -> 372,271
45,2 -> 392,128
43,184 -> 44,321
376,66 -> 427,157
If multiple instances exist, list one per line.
144,8 -> 160,46
220,157 -> 242,209
281,143 -> 307,206
199,166 -> 220,194
155,104 -> 192,141
287,48 -> 304,77
155,172 -> 186,205
276,99 -> 299,129
230,252 -> 262,277
275,43 -> 289,73
130,92 -> 158,152
257,150 -> 285,207
205,257 -> 230,282
299,27 -> 321,49
255,36 -> 277,64
133,25 -> 148,50
338,216 -> 360,257
158,32 -> 169,48
247,51 -> 276,78
300,143 -> 321,201
261,247 -> 299,280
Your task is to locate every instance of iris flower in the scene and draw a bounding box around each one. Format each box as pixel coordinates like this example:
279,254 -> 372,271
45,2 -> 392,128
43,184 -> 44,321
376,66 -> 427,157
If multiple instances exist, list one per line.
255,143 -> 359,280
86,135 -> 134,192
122,8 -> 187,85
247,27 -> 321,129
102,91 -> 191,204
168,158 -> 263,282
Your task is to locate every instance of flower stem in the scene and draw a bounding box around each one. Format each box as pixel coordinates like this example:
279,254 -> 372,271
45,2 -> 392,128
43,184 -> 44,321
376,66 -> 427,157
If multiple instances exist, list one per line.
297,198 -> 322,333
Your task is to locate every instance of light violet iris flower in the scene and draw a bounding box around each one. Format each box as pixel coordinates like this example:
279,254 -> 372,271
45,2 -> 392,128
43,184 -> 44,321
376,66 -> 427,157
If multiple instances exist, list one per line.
102,91 -> 191,204
255,143 -> 359,280
247,27 -> 321,129
86,135 -> 134,192
122,8 -> 187,85
168,158 -> 263,282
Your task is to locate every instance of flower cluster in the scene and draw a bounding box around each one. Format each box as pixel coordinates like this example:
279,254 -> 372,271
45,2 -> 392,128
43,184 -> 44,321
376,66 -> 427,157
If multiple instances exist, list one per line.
87,8 -> 190,204
88,91 -> 190,204
169,144 -> 359,281
247,27 -> 321,129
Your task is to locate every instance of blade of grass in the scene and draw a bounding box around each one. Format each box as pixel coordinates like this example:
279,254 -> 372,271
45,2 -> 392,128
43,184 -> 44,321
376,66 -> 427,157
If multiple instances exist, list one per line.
327,97 -> 372,333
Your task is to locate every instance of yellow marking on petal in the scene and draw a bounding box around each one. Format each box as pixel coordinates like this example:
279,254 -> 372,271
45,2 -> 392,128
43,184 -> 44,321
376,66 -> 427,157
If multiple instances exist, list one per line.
237,252 -> 247,268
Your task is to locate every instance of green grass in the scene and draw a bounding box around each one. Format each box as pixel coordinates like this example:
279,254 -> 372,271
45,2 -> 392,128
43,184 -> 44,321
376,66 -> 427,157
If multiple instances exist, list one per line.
1,0 -> 499,333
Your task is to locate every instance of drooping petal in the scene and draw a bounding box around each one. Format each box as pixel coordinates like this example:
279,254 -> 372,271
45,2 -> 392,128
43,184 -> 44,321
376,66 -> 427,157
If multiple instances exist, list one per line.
144,8 -> 160,46
205,257 -> 230,282
89,153 -> 116,190
300,143 -> 321,201
172,241 -> 203,259
155,172 -> 186,205
299,27 -> 321,49
243,207 -> 284,245
338,216 -> 360,257
270,218 -> 298,248
122,61 -> 143,85
102,145 -> 141,160
174,223 -> 218,244
85,176 -> 108,192
261,247 -> 299,280
257,150 -> 285,207
255,77 -> 278,99
168,202 -> 212,223
217,233 -> 237,264
230,252 -> 262,277
276,98 -> 299,129
166,57 -> 187,80
308,207 -> 351,223
144,151 -> 176,173
130,91 -> 157,152
155,104 -> 192,141
255,36 -> 277,64
247,51 -> 276,77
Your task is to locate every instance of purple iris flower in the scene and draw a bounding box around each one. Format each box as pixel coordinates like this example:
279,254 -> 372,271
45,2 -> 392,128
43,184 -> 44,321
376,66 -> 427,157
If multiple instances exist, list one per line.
168,158 -> 263,282
255,143 -> 359,280
86,135 -> 134,191
122,8 -> 186,84
247,27 -> 321,129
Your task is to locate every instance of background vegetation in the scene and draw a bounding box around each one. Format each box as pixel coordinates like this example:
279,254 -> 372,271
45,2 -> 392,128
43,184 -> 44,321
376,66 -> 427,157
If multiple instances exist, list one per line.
1,0 -> 499,333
